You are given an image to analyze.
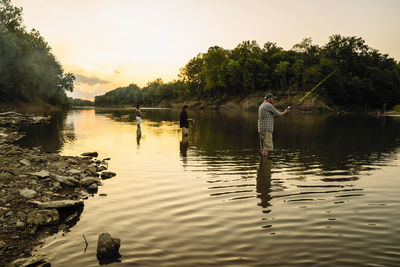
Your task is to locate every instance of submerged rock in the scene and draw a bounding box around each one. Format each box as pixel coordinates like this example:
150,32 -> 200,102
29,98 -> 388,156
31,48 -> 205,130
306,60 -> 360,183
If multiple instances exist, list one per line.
101,171 -> 116,179
27,209 -> 59,226
96,233 -> 121,261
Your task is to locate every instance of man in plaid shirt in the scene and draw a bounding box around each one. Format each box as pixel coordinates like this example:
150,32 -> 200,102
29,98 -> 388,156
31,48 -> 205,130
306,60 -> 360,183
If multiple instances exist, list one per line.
258,93 -> 289,158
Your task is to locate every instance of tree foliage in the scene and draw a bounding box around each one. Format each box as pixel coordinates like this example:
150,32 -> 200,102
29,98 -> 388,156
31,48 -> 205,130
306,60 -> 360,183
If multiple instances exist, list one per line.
95,80 -> 187,107
68,98 -> 94,106
0,0 -> 74,106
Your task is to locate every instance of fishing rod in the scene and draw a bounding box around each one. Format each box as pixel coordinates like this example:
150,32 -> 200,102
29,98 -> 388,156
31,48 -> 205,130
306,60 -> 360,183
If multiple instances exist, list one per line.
287,68 -> 338,110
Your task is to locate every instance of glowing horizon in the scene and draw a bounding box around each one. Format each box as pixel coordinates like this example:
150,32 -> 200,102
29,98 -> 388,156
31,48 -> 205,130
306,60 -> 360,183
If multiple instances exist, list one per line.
12,0 -> 400,101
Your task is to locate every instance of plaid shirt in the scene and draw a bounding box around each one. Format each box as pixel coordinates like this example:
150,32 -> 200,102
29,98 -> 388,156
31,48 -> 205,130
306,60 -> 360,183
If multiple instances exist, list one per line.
258,101 -> 282,133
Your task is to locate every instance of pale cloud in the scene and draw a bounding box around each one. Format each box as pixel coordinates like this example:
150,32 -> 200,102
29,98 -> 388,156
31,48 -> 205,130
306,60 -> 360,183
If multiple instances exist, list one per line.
74,74 -> 109,85
68,84 -> 110,101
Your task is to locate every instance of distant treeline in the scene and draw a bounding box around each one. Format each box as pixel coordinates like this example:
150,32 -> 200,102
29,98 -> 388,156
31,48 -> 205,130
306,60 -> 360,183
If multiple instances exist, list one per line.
68,98 -> 94,106
96,36 -> 400,110
0,0 -> 74,106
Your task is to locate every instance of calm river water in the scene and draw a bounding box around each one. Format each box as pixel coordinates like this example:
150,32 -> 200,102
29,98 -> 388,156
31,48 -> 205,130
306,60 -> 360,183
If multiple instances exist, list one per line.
19,108 -> 400,266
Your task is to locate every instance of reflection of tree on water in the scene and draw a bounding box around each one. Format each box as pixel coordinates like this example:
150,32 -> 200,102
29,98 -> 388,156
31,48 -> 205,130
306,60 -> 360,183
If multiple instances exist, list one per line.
184,111 -> 400,176
256,157 -> 272,209
273,115 -> 400,175
17,111 -> 75,153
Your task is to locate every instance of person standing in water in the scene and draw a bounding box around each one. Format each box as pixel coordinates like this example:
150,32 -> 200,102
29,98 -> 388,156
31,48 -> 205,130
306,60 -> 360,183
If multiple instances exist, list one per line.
258,93 -> 289,158
180,105 -> 193,137
136,104 -> 145,127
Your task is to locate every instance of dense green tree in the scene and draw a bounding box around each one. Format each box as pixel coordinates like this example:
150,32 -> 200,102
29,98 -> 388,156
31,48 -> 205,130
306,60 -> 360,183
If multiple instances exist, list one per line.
202,46 -> 228,97
0,0 -> 74,106
68,98 -> 94,106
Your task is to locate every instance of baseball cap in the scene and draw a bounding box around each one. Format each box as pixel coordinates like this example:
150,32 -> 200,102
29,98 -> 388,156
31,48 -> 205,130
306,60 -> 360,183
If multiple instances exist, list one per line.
265,93 -> 276,99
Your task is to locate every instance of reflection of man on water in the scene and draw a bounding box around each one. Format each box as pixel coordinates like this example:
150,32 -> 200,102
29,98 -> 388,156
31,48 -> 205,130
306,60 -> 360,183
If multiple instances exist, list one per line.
258,93 -> 289,158
256,157 -> 272,209
136,126 -> 141,145
180,134 -> 189,158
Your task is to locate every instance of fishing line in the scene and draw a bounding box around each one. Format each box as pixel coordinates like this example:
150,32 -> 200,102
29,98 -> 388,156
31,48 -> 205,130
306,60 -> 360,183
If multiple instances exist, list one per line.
287,68 -> 338,110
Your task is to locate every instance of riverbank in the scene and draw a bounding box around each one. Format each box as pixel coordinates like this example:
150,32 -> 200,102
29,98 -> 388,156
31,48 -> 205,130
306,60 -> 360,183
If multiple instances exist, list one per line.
168,92 -> 333,112
94,92 -> 334,113
0,111 -> 116,266
0,102 -> 63,114
95,91 -> 395,115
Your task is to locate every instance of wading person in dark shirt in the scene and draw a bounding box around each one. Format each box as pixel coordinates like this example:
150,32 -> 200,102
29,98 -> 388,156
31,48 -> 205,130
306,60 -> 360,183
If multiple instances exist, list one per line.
258,93 -> 289,158
180,105 -> 192,137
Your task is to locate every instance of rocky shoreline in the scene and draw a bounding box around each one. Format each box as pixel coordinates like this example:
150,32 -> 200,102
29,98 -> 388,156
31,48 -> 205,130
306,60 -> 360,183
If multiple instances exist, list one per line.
0,111 -> 116,266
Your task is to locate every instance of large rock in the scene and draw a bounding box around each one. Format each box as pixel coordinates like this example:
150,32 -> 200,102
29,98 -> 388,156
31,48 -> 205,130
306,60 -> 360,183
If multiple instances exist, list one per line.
30,199 -> 84,209
80,177 -> 102,187
29,170 -> 50,178
81,152 -> 98,157
101,171 -> 116,179
27,209 -> 59,226
19,188 -> 37,198
96,233 -> 121,261
51,174 -> 79,186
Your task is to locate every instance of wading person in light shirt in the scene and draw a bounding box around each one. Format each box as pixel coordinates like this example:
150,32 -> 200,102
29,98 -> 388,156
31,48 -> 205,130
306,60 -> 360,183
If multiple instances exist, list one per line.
135,104 -> 145,127
258,93 -> 289,158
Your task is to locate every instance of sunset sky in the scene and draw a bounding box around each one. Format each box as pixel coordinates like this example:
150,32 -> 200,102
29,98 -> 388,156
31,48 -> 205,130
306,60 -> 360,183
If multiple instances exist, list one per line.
12,0 -> 400,100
